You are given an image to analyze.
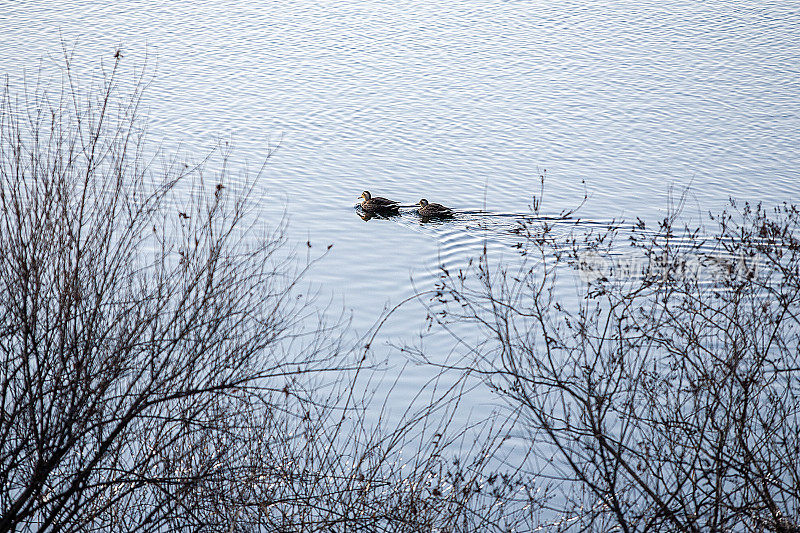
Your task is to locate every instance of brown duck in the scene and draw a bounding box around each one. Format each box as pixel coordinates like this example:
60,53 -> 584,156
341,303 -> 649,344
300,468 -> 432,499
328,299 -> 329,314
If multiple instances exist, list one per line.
416,198 -> 453,217
357,191 -> 400,213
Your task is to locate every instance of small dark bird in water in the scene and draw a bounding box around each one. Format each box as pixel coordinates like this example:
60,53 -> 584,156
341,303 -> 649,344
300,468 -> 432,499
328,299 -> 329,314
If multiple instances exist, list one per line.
357,191 -> 400,213
416,198 -> 453,217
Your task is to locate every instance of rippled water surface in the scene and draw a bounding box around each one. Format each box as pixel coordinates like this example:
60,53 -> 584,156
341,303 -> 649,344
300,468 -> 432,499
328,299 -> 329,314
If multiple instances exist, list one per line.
2,0 -> 798,413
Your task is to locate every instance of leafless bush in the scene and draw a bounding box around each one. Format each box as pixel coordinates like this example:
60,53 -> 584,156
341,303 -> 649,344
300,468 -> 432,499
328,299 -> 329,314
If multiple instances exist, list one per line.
0,49 -> 320,531
429,192 -> 800,531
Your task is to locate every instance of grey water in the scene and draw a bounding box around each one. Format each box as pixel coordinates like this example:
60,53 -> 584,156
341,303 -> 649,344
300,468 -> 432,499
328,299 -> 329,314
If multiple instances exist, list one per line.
1,1 -> 798,424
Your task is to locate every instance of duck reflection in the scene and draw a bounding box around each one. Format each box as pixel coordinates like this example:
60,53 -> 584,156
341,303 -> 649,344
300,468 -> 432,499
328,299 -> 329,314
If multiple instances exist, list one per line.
356,209 -> 398,222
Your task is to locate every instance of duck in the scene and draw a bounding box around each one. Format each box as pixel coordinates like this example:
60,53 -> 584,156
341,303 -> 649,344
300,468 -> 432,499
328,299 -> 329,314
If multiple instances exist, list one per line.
416,198 -> 453,217
357,191 -> 400,213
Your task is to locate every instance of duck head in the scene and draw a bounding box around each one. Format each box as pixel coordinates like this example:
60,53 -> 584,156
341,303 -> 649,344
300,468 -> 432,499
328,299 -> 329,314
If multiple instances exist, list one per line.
358,191 -> 372,202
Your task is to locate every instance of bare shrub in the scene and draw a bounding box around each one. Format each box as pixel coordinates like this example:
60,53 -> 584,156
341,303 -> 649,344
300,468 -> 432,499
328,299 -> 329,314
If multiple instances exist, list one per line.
0,49 -> 325,531
429,193 -> 800,531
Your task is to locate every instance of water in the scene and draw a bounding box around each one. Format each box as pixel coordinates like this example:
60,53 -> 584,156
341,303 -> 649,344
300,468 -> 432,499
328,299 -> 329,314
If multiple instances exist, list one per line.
1,0 -> 799,422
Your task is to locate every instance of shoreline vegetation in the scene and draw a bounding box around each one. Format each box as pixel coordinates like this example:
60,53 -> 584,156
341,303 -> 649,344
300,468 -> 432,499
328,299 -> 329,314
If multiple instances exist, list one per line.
1,53 -> 797,532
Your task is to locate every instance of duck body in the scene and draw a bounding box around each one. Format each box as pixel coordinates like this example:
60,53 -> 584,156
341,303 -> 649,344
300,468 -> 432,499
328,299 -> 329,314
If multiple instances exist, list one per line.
358,191 -> 400,213
417,198 -> 453,217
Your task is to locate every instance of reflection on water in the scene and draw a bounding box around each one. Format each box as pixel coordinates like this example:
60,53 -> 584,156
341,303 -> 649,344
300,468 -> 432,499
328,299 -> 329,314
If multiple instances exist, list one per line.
356,210 -> 396,222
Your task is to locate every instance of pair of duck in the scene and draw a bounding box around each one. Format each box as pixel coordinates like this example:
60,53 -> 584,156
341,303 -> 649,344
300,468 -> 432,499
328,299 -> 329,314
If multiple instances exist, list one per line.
357,191 -> 453,217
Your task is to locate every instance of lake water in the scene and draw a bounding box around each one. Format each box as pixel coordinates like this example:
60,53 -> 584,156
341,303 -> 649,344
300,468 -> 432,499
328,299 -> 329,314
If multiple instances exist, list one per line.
2,1 -> 799,423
